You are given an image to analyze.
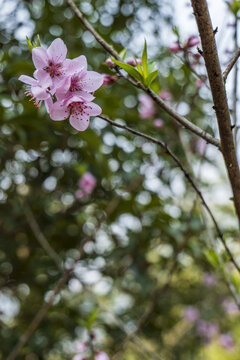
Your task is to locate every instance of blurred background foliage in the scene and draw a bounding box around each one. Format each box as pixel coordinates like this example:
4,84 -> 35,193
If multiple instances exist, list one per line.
0,0 -> 240,359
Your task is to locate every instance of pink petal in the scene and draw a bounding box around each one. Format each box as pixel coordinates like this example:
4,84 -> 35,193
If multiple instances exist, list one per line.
44,97 -> 53,113
50,101 -> 69,121
73,55 -> 87,71
47,38 -> 67,63
31,86 -> 49,101
32,47 -> 48,69
64,59 -> 86,75
81,71 -> 103,92
55,77 -> 71,100
87,102 -> 102,116
18,75 -> 37,86
69,109 -> 90,132
34,69 -> 52,88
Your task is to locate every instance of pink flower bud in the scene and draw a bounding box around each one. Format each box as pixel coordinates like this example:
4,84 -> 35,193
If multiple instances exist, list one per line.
138,94 -> 155,119
106,58 -> 115,67
186,35 -> 200,48
78,172 -> 96,195
169,42 -> 181,54
127,58 -> 142,67
102,74 -> 118,86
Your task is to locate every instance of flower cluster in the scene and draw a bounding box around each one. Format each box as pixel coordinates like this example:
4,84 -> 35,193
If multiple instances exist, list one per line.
19,38 -> 103,131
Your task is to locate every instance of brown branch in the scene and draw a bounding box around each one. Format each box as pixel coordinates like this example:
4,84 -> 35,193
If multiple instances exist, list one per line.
6,176 -> 144,360
191,0 -> 240,226
66,0 -> 220,149
223,47 -> 240,83
99,115 -> 240,273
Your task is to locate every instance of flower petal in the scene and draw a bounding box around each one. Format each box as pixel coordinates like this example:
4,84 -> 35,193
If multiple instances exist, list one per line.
73,55 -> 87,71
32,47 -> 48,69
34,69 -> 52,88
47,38 -> 67,63
55,77 -> 71,100
81,71 -> 103,92
69,107 -> 90,132
50,101 -> 69,121
64,59 -> 85,75
44,97 -> 53,113
87,102 -> 102,116
31,86 -> 50,101
19,75 -> 37,86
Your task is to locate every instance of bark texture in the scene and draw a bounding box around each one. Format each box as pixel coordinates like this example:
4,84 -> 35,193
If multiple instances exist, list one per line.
191,0 -> 240,226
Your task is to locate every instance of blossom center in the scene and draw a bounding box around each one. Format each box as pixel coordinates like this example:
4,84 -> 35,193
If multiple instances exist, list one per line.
44,61 -> 62,78
70,75 -> 82,92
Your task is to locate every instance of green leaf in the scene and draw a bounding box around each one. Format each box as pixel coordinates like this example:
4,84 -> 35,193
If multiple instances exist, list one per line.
172,26 -> 179,37
142,40 -> 148,79
35,34 -> 41,47
146,69 -> 159,86
112,59 -> 143,83
86,308 -> 98,329
147,61 -> 156,74
205,249 -> 220,268
119,48 -> 127,60
26,36 -> 34,52
135,58 -> 143,75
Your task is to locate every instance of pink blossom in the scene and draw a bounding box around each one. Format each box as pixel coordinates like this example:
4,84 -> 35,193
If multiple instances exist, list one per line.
219,334 -> 235,351
203,272 -> 217,287
106,58 -> 115,67
76,343 -> 88,352
159,90 -> 171,102
186,35 -> 200,48
196,139 -> 207,155
138,94 -> 155,119
222,298 -> 239,316
102,74 -> 118,86
195,79 -> 204,89
153,119 -> 163,128
50,95 -> 102,131
72,355 -> 84,360
79,172 -> 96,194
95,352 -> 110,360
169,42 -> 181,54
32,38 -> 70,91
196,321 -> 219,340
183,306 -> 200,323
127,58 -> 142,67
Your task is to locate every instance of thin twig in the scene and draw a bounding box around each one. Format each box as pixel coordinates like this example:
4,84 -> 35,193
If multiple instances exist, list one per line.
6,176 -> 144,360
99,114 -> 240,274
23,203 -> 63,272
66,0 -> 220,150
223,48 -> 240,83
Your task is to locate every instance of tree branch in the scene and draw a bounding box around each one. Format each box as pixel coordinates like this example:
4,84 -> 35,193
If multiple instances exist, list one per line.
99,114 -> 240,273
191,0 -> 240,226
66,0 -> 220,149
223,47 -> 240,83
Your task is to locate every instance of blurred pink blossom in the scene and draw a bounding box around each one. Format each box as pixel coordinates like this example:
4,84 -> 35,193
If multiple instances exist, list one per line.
106,58 -> 115,67
183,306 -> 200,323
203,272 -> 217,288
195,79 -> 204,89
95,352 -> 110,360
159,90 -> 171,102
127,58 -> 142,67
186,35 -> 200,48
72,355 -> 84,360
196,321 -> 219,340
78,172 -> 96,195
76,343 -> 88,352
196,139 -> 207,155
102,74 -> 118,86
153,119 -> 164,128
169,42 -> 181,54
138,94 -> 155,119
222,298 -> 239,316
219,334 -> 235,351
